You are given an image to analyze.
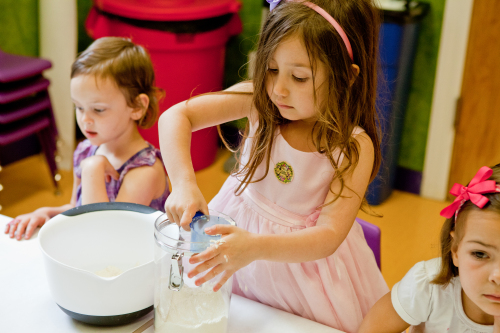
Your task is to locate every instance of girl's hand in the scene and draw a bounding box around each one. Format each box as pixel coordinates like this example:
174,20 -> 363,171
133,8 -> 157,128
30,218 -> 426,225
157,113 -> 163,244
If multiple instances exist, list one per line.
187,224 -> 260,292
81,155 -> 119,183
164,182 -> 208,230
4,208 -> 51,240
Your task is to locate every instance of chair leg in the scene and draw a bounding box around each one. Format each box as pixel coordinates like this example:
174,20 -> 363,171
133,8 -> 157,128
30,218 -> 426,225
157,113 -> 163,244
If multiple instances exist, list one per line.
47,103 -> 59,138
36,128 -> 60,193
0,160 -> 3,212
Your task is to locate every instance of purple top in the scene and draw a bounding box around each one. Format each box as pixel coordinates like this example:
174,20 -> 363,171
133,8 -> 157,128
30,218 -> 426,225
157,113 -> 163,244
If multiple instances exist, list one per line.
73,140 -> 169,212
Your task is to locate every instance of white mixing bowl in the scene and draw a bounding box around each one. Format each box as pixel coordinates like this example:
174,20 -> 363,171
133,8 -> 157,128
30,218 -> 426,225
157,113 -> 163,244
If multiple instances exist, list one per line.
38,202 -> 163,326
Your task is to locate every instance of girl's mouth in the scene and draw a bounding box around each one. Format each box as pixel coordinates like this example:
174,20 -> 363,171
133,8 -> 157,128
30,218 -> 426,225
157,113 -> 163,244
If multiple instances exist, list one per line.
277,103 -> 293,109
85,130 -> 97,138
484,294 -> 500,302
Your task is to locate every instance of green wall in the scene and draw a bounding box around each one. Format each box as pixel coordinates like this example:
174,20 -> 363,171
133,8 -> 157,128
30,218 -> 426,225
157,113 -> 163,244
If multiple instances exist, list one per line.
223,0 -> 262,87
0,0 -> 445,174
0,0 -> 39,56
398,0 -> 446,172
77,0 -> 94,53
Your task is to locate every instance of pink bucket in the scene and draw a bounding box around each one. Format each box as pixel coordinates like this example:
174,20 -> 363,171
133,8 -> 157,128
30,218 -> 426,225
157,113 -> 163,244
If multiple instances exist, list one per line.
85,1 -> 241,170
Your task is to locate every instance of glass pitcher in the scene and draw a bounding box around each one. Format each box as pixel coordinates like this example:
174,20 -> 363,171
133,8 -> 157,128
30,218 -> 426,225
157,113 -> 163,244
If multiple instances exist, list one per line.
154,210 -> 235,333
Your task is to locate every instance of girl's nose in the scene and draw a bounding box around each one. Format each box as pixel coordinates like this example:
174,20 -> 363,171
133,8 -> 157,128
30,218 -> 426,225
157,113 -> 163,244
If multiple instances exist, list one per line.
80,110 -> 93,124
273,74 -> 288,98
489,266 -> 500,285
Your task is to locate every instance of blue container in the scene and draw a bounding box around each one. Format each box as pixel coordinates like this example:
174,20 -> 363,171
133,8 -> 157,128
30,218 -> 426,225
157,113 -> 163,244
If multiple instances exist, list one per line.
366,2 -> 429,205
189,212 -> 233,252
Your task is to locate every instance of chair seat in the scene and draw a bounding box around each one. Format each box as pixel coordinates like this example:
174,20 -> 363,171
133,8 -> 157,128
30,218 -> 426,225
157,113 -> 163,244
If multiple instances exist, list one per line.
0,76 -> 50,104
356,218 -> 382,269
0,51 -> 52,83
0,92 -> 52,124
0,116 -> 50,146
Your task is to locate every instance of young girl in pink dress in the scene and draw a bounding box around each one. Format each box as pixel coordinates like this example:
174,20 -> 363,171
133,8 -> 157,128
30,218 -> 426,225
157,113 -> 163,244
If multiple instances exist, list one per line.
159,0 -> 388,331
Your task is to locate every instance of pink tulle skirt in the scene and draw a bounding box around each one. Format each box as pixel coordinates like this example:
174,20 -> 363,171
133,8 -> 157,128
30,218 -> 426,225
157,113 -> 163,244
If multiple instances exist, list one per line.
209,176 -> 388,333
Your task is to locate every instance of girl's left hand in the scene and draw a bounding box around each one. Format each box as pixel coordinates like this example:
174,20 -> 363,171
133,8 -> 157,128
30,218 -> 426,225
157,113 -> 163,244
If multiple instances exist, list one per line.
187,224 -> 260,292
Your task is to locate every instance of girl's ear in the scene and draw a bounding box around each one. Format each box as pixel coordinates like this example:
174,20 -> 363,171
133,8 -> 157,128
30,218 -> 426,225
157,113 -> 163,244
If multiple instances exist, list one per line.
349,64 -> 360,86
450,230 -> 459,268
131,93 -> 149,121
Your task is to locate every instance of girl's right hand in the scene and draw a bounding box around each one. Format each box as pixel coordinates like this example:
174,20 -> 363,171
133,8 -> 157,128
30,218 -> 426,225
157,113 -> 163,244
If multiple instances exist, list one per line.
4,208 -> 51,241
164,182 -> 209,230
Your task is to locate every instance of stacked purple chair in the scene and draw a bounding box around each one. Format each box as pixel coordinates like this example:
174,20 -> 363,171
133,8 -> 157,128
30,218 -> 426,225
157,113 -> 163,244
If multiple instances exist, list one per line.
0,50 -> 60,195
356,217 -> 382,270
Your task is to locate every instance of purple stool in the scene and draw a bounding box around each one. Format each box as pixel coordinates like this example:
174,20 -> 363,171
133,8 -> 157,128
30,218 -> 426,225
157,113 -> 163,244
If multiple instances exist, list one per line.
0,91 -> 57,138
0,116 -> 59,189
0,50 -> 51,83
0,50 -> 59,191
0,76 -> 51,104
356,218 -> 381,270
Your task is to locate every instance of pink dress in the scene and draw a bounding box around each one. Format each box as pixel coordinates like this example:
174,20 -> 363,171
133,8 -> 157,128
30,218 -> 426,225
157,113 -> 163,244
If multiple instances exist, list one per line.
208,124 -> 388,332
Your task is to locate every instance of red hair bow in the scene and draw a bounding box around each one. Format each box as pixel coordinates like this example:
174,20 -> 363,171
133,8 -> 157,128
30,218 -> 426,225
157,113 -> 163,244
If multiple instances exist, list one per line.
440,166 -> 498,219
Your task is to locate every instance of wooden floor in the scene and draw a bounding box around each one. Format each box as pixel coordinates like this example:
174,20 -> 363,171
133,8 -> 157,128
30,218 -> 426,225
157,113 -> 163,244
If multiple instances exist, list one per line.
1,149 -> 448,288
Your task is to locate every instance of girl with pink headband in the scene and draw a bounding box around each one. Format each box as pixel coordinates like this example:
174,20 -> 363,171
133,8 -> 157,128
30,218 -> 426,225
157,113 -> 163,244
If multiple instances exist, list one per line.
359,164 -> 500,332
159,0 -> 386,331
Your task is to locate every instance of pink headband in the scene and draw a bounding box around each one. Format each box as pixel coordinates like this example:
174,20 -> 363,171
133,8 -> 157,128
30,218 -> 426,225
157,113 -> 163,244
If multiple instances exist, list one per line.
267,0 -> 354,62
440,166 -> 500,220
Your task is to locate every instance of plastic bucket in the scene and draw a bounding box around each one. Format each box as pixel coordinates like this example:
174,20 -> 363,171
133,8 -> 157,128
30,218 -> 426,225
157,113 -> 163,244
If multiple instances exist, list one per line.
85,6 -> 242,170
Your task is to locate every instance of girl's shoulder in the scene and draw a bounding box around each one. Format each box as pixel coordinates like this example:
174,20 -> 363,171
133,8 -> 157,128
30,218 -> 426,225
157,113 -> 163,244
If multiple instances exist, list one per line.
401,258 -> 443,286
391,258 -> 456,327
118,144 -> 168,200
123,143 -> 163,172
119,143 -> 166,185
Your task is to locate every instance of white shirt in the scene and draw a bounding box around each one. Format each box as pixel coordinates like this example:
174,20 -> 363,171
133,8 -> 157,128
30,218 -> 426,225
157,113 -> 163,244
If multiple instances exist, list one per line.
391,258 -> 493,333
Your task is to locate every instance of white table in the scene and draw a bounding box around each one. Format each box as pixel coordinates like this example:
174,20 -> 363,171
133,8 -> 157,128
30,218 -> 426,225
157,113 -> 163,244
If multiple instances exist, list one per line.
0,214 -> 341,333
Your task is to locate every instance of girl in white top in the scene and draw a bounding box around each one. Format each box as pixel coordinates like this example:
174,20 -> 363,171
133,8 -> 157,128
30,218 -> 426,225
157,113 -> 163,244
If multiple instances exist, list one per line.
359,164 -> 500,333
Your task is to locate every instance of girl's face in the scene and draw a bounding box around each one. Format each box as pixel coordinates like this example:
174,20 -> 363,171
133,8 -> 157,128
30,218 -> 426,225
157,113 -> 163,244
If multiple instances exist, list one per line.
452,209 -> 500,323
71,74 -> 143,147
265,34 -> 328,123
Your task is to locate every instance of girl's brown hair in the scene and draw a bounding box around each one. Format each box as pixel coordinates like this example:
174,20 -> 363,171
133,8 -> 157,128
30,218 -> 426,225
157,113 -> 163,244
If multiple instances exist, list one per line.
230,0 -> 381,206
71,37 -> 163,129
432,164 -> 500,285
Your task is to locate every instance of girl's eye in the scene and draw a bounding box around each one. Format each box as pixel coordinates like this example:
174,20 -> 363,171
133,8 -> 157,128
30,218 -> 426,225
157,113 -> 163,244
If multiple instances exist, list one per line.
268,68 -> 278,74
472,251 -> 489,260
292,75 -> 307,83
94,108 -> 105,113
74,106 -> 83,112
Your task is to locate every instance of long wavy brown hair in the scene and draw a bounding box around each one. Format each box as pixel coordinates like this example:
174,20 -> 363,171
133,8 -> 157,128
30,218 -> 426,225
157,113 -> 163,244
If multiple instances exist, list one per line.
226,0 -> 381,206
432,164 -> 500,286
71,37 -> 164,129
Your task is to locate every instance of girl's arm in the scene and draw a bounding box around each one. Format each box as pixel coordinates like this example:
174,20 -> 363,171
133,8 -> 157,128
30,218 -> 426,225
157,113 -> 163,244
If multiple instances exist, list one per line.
5,172 -> 80,240
80,155 -> 119,204
358,292 -> 411,333
188,132 -> 381,290
79,142 -> 167,206
158,82 -> 254,227
80,156 -> 166,207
